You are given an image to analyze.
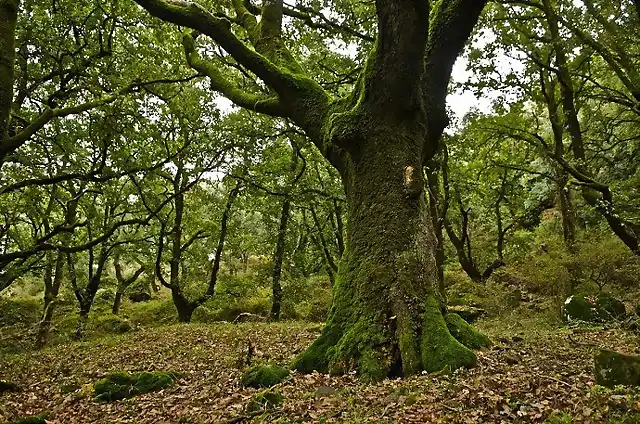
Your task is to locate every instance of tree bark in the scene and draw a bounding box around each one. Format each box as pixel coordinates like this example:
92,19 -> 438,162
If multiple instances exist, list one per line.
133,0 -> 488,380
112,252 -> 146,315
172,290 -> 196,323
293,128 -> 477,380
270,197 -> 290,321
35,251 -> 64,348
73,242 -> 109,339
542,0 -> 640,255
0,0 -> 18,156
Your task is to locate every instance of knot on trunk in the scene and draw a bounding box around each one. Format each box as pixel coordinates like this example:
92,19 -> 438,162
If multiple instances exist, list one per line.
403,165 -> 423,198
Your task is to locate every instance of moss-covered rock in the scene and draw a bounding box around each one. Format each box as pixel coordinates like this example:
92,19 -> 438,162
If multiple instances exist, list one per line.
0,379 -> 20,393
6,412 -> 49,424
93,315 -> 132,334
595,349 -> 640,387
563,295 -> 597,322
246,389 -> 284,413
447,305 -> 486,323
596,293 -> 625,320
93,370 -> 175,402
445,312 -> 492,349
240,363 -> 289,388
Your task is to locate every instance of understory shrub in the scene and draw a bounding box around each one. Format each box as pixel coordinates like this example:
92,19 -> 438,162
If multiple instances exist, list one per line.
0,297 -> 40,326
246,389 -> 284,412
127,299 -> 176,326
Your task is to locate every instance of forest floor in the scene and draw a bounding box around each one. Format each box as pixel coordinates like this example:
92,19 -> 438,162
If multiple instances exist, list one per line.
2,317 -> 640,423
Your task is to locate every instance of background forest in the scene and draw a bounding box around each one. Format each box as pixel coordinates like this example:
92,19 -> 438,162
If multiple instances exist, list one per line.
1,0 -> 640,422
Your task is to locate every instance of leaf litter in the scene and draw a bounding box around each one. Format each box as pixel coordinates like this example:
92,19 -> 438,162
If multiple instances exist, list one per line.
1,321 -> 640,423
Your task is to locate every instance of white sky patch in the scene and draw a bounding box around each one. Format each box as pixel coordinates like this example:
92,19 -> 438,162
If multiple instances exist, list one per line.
213,96 -> 235,115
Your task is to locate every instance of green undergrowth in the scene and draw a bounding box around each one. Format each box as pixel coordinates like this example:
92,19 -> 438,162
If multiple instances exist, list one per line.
241,363 -> 289,388
93,370 -> 178,402
247,389 -> 284,412
6,412 -> 49,424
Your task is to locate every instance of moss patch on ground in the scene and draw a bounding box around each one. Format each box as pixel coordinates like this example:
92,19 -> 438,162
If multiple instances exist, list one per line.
241,363 -> 289,388
563,295 -> 598,322
6,412 -> 49,424
93,370 -> 176,402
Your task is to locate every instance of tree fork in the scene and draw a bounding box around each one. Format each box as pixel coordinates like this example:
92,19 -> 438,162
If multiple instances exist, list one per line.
133,0 -> 489,380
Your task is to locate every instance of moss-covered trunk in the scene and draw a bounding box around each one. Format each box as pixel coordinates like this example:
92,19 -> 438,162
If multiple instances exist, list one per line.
132,0 -> 487,382
0,0 -> 18,158
294,124 -> 478,380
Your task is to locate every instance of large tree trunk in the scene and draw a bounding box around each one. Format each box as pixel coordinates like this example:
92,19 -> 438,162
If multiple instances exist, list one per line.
294,130 -> 478,381
132,0 -> 487,382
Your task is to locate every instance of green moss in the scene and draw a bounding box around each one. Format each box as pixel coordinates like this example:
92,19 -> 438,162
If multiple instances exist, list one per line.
445,312 -> 492,349
421,297 -> 477,373
135,371 -> 174,393
240,363 -> 289,388
396,313 -> 421,376
595,349 -> 640,387
596,293 -> 626,320
292,334 -> 332,374
246,389 -> 284,413
93,370 -> 176,402
563,295 -> 597,322
358,348 -> 388,383
6,412 -> 49,424
92,315 -> 132,334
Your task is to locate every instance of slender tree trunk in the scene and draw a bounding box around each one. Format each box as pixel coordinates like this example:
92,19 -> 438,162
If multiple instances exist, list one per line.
35,251 -> 64,348
73,248 -> 108,339
74,303 -> 90,340
270,197 -> 291,321
426,165 -> 446,296
112,290 -> 124,315
557,173 -> 576,252
294,130 -> 477,380
310,206 -> 339,275
0,0 -> 19,163
444,220 -> 483,283
543,0 -> 640,255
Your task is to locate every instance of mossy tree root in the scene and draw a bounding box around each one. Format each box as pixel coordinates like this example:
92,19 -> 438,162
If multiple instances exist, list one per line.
294,295 -> 483,381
